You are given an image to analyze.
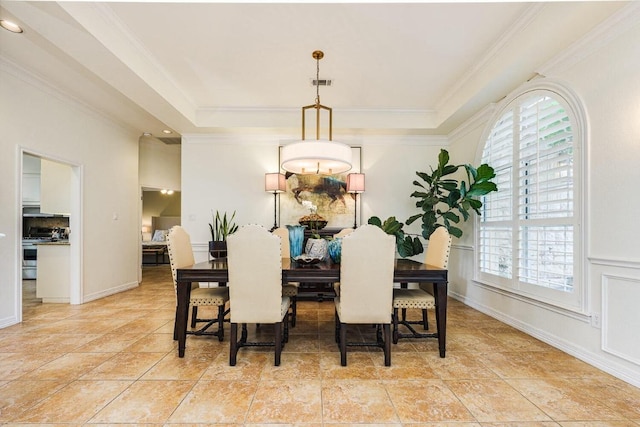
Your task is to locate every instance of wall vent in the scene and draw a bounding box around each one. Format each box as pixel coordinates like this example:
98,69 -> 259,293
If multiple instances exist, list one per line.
312,79 -> 332,86
158,137 -> 181,145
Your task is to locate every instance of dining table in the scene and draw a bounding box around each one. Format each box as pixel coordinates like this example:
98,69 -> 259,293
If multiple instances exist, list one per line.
175,257 -> 449,358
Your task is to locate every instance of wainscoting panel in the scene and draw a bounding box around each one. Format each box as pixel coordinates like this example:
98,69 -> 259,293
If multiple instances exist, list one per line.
602,274 -> 640,366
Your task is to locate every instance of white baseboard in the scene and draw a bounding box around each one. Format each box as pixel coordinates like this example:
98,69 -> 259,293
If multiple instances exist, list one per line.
449,290 -> 640,388
82,280 -> 139,303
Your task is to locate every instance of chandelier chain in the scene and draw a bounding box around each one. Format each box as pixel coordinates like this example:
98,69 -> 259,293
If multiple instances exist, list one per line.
315,54 -> 321,106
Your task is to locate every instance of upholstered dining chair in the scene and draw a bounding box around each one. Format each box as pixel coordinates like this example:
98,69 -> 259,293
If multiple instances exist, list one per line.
332,227 -> 354,296
392,226 -> 452,343
166,226 -> 229,341
334,224 -> 395,366
272,227 -> 298,327
333,227 -> 354,238
227,224 -> 290,366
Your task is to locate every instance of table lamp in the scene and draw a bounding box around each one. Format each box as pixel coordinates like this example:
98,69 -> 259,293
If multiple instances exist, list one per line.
346,173 -> 365,228
265,173 -> 286,230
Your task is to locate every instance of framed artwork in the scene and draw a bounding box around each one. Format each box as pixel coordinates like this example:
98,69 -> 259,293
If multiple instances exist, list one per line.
279,146 -> 362,229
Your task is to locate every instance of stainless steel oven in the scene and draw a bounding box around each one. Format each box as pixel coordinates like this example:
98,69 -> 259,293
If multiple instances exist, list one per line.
22,239 -> 39,280
21,217 -> 70,280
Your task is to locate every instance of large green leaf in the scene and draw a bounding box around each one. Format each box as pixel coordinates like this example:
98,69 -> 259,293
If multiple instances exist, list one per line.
438,150 -> 450,168
410,191 -> 431,199
446,189 -> 461,207
449,226 -> 463,238
442,164 -> 459,176
476,163 -> 496,181
406,213 -> 422,225
443,211 -> 460,223
368,216 -> 382,227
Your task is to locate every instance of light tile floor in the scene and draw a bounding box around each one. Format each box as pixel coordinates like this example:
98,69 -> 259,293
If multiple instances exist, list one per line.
3,266 -> 639,426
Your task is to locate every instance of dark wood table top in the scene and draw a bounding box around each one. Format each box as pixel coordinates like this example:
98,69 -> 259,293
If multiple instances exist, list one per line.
177,258 -> 448,284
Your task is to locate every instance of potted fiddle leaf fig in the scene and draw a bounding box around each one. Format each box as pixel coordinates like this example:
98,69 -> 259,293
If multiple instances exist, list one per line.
406,149 -> 498,239
368,216 -> 424,258
208,210 -> 239,258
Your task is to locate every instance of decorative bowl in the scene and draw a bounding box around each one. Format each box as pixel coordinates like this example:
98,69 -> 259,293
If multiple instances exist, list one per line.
293,255 -> 322,265
299,220 -> 328,230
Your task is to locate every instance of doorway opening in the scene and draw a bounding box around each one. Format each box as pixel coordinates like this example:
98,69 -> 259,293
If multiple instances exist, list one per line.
19,149 -> 82,321
141,188 -> 181,266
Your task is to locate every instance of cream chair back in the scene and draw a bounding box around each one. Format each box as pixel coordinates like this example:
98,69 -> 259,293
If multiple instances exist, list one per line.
339,224 -> 395,324
166,226 -> 195,291
227,224 -> 283,324
272,227 -> 290,258
333,228 -> 354,238
424,227 -> 452,269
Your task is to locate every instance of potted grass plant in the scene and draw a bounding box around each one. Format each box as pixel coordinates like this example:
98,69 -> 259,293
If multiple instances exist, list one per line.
208,210 -> 238,258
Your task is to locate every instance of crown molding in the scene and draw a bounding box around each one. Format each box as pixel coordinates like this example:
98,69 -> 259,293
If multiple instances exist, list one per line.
538,2 -> 640,76
436,3 -> 544,113
447,103 -> 496,143
1,57 -> 136,136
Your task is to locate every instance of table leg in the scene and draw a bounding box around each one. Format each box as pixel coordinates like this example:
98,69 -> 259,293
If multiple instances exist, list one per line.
176,281 -> 192,357
434,281 -> 448,358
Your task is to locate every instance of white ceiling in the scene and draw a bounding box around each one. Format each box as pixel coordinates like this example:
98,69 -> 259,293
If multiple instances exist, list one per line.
0,1 -> 628,140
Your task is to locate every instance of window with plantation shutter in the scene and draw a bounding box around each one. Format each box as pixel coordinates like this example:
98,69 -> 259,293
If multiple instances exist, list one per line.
477,86 -> 584,311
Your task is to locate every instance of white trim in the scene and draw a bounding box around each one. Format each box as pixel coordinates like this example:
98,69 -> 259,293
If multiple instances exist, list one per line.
449,291 -> 640,388
83,281 -> 139,303
474,78 -> 588,312
0,57 -> 136,136
182,133 -> 448,147
0,316 -> 20,330
447,103 -> 496,143
589,256 -> 640,269
538,2 -> 640,77
17,148 -> 85,313
602,273 -> 640,366
436,3 -> 544,112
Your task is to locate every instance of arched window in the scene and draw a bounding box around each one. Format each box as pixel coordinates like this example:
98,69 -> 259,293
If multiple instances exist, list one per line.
477,81 -> 585,311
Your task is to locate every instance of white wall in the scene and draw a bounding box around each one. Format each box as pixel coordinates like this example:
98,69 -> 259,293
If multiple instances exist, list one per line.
0,60 -> 141,326
447,14 -> 640,386
181,134 -> 447,262
139,138 -> 181,191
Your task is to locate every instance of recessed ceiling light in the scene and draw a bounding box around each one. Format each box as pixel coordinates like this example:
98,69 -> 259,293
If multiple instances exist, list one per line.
142,132 -> 152,137
0,20 -> 23,33
162,129 -> 172,134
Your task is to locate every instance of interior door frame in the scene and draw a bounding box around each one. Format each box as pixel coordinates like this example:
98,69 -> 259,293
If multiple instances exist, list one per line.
18,148 -> 83,321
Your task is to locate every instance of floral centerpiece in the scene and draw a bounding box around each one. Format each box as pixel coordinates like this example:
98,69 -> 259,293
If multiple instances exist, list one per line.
299,201 -> 328,260
299,201 -> 327,238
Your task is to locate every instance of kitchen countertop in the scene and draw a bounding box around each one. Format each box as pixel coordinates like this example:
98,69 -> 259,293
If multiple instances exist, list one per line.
36,240 -> 70,246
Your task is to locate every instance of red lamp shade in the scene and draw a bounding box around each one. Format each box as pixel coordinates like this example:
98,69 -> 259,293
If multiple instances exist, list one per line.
265,173 -> 286,193
346,173 -> 365,193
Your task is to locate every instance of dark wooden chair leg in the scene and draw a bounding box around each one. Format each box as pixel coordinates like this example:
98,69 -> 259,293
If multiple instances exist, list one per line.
383,323 -> 391,366
230,323 -> 238,366
290,296 -> 297,327
191,306 -> 198,328
392,308 -> 399,344
173,305 -> 179,340
217,304 -> 225,341
422,309 -> 429,330
335,310 -> 340,343
241,323 -> 248,343
274,322 -> 282,366
340,322 -> 347,366
284,313 -> 289,343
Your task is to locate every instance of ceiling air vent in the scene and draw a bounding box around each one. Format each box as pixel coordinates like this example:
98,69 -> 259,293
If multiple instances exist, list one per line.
312,79 -> 332,86
158,137 -> 181,145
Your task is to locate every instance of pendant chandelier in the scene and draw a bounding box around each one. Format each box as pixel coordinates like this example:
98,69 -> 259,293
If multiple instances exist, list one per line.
280,50 -> 352,175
